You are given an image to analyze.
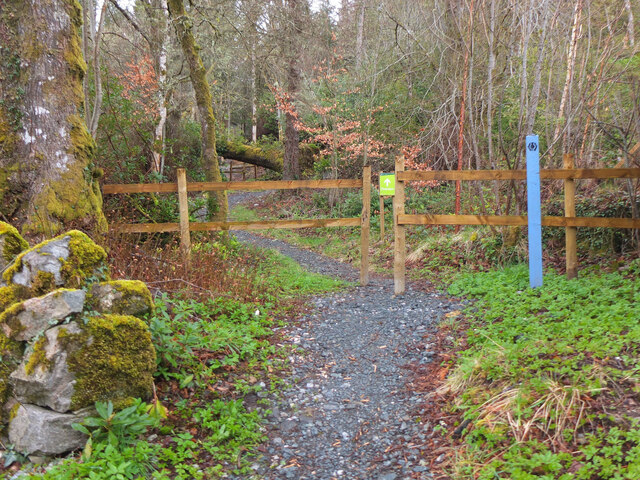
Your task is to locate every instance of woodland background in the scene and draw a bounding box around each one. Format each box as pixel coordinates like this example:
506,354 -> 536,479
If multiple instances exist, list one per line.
89,0 -> 639,215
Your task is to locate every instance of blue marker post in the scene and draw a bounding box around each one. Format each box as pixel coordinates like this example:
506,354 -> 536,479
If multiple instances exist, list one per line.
526,135 -> 543,288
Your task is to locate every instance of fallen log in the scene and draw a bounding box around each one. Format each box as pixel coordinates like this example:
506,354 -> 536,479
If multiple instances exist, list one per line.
219,142 -> 283,172
218,141 -> 319,174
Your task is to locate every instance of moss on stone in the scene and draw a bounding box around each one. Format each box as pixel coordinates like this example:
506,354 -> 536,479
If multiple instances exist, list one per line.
3,230 -> 108,291
60,230 -> 108,288
65,314 -> 156,410
113,280 -> 152,302
8,402 -> 20,423
0,301 -> 26,337
0,286 -> 18,313
0,329 -> 25,422
24,336 -> 49,376
90,280 -> 154,318
30,271 -> 56,296
0,222 -> 29,263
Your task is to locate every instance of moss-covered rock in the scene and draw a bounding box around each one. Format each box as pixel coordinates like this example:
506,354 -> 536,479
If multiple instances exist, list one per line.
3,230 -> 107,291
0,288 -> 85,341
64,314 -> 156,410
0,285 -> 25,313
10,322 -> 83,413
0,222 -> 29,274
0,330 -> 26,423
90,280 -> 153,319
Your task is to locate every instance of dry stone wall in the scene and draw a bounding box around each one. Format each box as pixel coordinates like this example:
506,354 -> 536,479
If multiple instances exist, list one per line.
0,223 -> 156,457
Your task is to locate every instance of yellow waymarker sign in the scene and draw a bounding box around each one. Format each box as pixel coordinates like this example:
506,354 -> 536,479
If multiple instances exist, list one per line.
379,173 -> 395,196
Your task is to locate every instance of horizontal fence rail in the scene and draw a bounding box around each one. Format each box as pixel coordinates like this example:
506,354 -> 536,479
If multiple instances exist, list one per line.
112,218 -> 361,234
103,179 -> 363,194
399,214 -> 640,229
104,168 -> 372,286
398,168 -> 640,182
393,156 -> 640,294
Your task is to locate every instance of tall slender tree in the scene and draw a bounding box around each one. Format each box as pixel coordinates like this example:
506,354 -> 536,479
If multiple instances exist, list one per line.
282,0 -> 305,180
167,0 -> 227,220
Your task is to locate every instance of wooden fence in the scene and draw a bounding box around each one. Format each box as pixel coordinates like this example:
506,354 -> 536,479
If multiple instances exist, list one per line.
222,159 -> 258,181
393,155 -> 640,294
103,167 -> 372,286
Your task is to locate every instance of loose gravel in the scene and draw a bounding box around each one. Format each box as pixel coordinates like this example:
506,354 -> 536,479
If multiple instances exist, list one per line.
229,192 -> 461,479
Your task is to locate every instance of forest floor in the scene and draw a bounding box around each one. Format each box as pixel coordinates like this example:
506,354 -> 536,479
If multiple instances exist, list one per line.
227,192 -> 462,479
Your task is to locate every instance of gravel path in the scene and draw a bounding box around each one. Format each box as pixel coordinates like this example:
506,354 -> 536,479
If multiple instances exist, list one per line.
229,193 -> 461,479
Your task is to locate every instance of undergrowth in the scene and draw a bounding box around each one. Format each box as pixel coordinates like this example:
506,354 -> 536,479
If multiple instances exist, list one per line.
439,261 -> 640,479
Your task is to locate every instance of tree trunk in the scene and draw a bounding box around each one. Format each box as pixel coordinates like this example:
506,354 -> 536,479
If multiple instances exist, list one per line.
485,0 -> 498,212
524,0 -> 552,137
81,0 -> 93,127
88,0 -> 107,138
167,0 -> 227,221
553,0 -> 583,156
355,0 -> 366,71
624,0 -> 635,48
251,49 -> 258,143
221,143 -> 283,172
283,0 -> 302,180
454,0 -> 474,221
0,0 -> 106,235
152,0 -> 169,175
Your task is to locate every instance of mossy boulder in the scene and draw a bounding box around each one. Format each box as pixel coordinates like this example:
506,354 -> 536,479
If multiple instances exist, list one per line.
3,230 -> 107,292
64,314 -> 156,410
0,288 -> 85,341
91,280 -> 153,318
0,222 -> 29,276
8,313 -> 156,415
10,322 -> 83,413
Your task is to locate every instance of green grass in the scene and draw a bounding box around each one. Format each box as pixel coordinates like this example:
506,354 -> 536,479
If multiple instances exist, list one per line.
443,261 -> 640,479
229,205 -> 260,222
257,249 -> 348,298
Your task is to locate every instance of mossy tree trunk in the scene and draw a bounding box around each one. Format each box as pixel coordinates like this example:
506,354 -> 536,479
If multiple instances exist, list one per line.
220,143 -> 283,173
0,0 -> 107,236
167,0 -> 227,221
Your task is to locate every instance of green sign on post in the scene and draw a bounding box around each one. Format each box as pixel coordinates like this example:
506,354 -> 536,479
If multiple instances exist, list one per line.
379,173 -> 395,196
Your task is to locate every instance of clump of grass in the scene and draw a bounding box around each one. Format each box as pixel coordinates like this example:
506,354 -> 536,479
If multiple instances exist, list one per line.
441,260 -> 640,479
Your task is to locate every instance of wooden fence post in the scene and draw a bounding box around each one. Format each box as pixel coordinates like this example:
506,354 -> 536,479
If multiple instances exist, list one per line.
177,168 -> 191,263
360,165 -> 371,286
393,156 -> 406,295
564,153 -> 577,279
379,196 -> 385,241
